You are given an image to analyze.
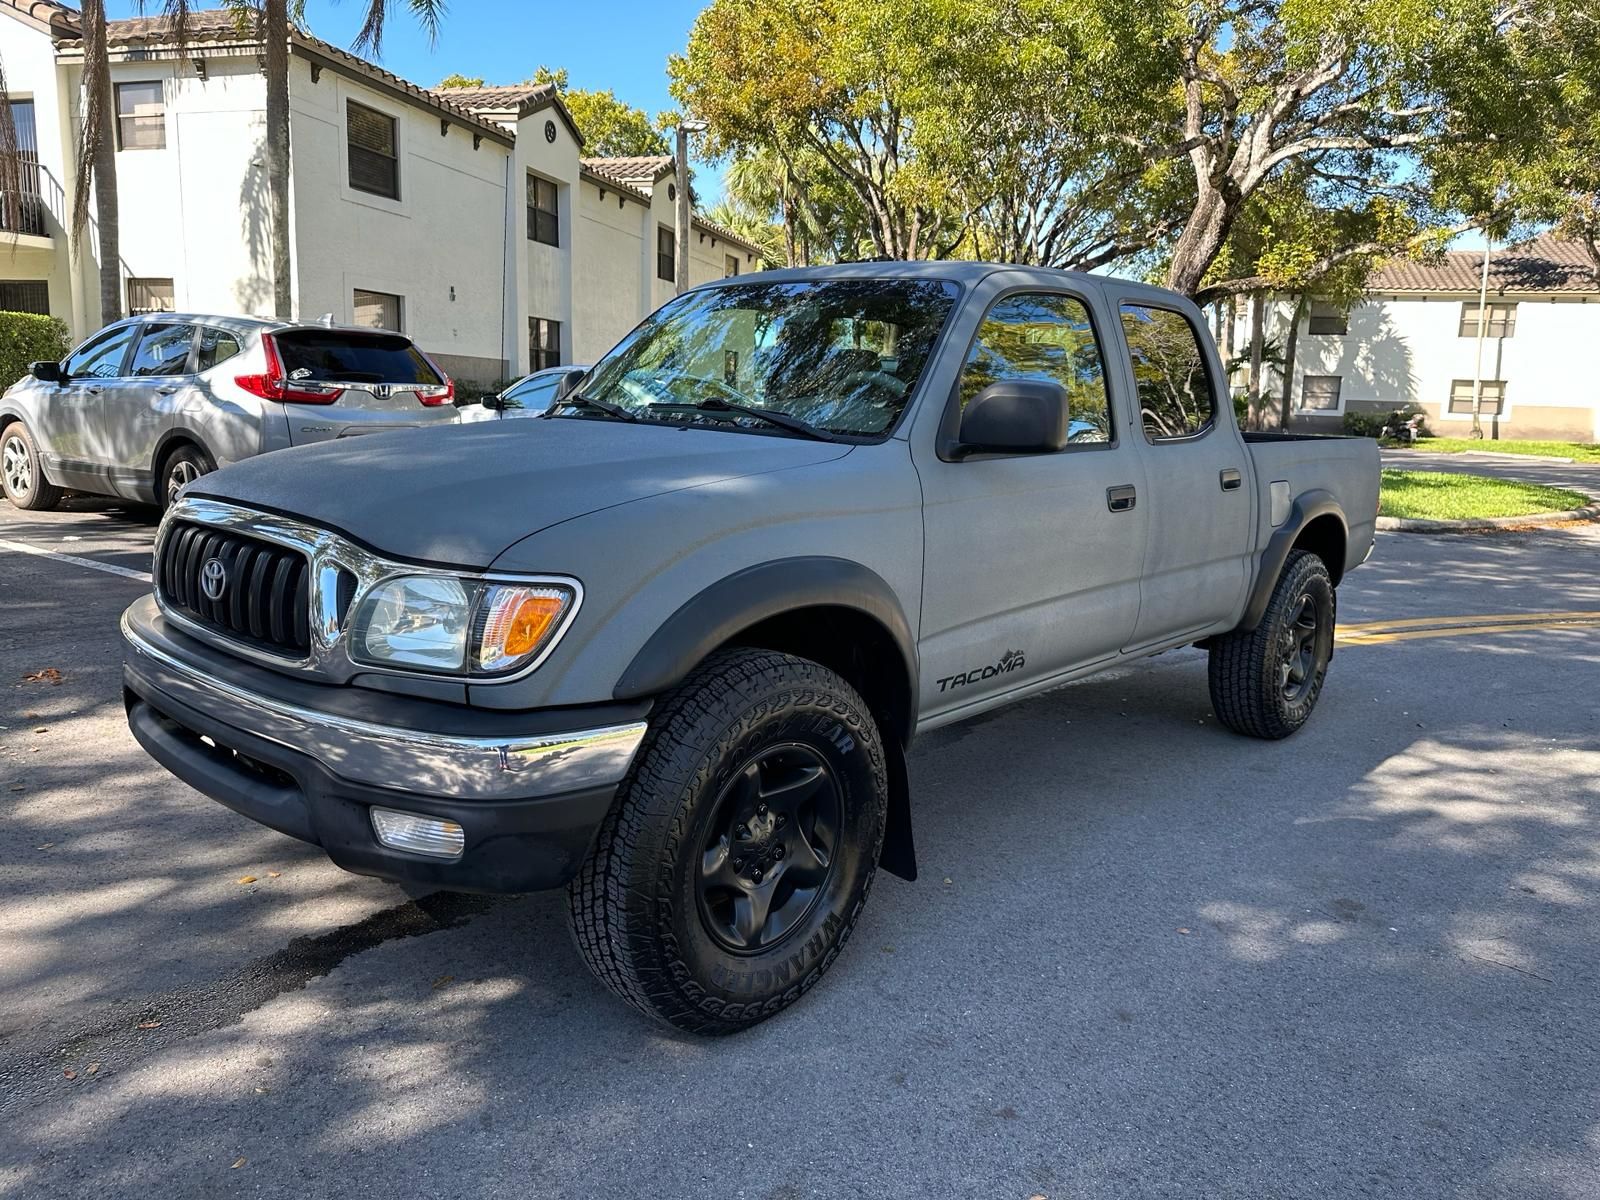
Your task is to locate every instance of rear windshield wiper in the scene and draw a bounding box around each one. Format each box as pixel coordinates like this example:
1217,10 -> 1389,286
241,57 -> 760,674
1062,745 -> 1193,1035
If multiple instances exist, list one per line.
647,398 -> 841,442
545,391 -> 637,422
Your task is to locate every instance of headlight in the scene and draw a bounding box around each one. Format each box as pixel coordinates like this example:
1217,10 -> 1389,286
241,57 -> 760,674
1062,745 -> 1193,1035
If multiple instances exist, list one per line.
349,575 -> 577,677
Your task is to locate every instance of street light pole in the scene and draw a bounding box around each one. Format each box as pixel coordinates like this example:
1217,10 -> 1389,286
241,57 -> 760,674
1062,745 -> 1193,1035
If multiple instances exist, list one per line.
1470,236 -> 1492,440
674,119 -> 707,296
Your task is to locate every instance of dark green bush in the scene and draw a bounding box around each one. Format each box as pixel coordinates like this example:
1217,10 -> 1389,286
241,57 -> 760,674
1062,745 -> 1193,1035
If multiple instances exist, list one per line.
1343,411 -> 1388,438
0,310 -> 70,391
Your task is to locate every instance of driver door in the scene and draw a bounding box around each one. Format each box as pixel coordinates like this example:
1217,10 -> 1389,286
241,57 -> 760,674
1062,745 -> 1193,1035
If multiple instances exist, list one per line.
916,287 -> 1149,720
37,322 -> 140,491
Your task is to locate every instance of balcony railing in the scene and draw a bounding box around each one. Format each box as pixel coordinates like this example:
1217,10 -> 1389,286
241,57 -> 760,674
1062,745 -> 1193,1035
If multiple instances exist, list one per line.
0,158 -> 47,238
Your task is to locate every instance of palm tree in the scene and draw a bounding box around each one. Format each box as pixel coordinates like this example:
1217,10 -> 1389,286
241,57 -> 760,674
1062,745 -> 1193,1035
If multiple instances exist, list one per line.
72,0 -> 122,324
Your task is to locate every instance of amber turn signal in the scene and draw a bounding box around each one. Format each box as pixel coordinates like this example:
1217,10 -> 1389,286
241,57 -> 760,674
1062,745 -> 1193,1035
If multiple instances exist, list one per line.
476,584 -> 575,673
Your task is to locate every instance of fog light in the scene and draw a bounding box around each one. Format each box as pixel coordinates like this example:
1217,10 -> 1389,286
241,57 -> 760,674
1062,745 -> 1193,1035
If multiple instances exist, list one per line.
370,807 -> 465,859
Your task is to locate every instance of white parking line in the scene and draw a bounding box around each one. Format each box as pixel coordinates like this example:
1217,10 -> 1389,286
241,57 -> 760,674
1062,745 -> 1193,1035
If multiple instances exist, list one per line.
0,536 -> 152,583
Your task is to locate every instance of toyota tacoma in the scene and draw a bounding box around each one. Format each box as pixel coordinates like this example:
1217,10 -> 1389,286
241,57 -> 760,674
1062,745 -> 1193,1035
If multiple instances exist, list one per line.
121,263 -> 1380,1034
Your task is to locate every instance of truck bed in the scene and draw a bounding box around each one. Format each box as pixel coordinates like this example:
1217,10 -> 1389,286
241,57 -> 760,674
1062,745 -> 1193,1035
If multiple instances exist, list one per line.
1245,433 -> 1381,579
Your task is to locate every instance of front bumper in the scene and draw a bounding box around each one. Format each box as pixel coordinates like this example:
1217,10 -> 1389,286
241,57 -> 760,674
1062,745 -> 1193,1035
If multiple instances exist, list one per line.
121,595 -> 648,892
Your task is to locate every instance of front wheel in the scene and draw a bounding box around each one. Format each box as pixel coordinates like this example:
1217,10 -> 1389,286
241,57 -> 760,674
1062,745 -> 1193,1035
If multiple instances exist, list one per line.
1207,550 -> 1336,739
568,648 -> 888,1034
1,422 -> 62,511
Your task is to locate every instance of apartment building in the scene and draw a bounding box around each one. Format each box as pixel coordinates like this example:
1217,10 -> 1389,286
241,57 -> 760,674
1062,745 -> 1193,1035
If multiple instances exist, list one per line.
0,2 -> 762,385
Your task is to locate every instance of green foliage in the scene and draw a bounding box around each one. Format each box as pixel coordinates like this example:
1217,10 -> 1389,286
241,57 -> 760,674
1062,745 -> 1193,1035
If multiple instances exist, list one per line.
437,73 -> 484,89
0,311 -> 69,391
1378,469 -> 1589,520
1414,437 -> 1600,462
1342,411 -> 1389,438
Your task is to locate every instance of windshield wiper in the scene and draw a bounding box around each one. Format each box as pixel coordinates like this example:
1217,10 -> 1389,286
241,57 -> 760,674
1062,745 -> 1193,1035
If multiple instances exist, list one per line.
647,398 -> 841,442
545,391 -> 638,422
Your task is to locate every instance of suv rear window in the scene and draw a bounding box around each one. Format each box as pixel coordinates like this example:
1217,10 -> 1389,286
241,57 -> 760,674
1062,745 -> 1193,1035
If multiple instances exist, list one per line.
274,330 -> 442,385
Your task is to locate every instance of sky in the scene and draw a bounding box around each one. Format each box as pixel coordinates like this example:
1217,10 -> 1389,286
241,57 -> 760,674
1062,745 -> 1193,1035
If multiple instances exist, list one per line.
106,0 -> 727,194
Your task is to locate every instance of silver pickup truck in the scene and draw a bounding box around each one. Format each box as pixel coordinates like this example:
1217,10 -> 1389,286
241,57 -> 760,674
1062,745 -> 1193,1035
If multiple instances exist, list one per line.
120,263 -> 1379,1033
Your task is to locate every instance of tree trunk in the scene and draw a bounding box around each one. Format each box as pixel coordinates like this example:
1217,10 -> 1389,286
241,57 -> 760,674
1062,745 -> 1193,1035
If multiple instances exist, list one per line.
83,0 -> 120,323
1245,291 -> 1265,431
1165,181 -> 1235,297
1278,294 -> 1308,431
264,0 -> 292,320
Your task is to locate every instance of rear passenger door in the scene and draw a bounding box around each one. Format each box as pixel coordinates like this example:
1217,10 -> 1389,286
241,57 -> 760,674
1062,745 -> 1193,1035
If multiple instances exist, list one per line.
94,321 -> 197,495
1112,298 -> 1252,648
917,287 -> 1149,718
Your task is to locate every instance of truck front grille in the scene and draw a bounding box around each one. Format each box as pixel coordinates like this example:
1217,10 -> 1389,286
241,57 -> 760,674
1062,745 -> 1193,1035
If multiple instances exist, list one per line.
157,521 -> 311,657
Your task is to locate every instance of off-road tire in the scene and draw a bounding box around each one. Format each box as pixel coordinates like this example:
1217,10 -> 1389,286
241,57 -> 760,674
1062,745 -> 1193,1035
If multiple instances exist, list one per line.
1208,549 -> 1336,739
159,444 -> 213,512
568,647 -> 888,1035
0,422 -> 62,511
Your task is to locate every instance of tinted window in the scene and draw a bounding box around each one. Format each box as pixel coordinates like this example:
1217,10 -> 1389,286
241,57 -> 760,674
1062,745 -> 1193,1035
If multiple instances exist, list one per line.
128,323 -> 196,377
959,293 -> 1111,443
501,373 -> 561,413
65,324 -> 137,379
274,331 -> 441,385
196,328 -> 244,372
1119,304 -> 1216,442
348,101 -> 398,199
582,279 -> 959,437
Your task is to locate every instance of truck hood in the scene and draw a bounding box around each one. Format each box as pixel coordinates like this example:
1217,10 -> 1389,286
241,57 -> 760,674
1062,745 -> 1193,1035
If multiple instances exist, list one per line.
188,419 -> 853,567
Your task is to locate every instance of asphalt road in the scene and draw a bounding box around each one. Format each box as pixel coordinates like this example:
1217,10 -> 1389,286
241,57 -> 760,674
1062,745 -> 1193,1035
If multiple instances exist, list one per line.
2,487 -> 1599,1199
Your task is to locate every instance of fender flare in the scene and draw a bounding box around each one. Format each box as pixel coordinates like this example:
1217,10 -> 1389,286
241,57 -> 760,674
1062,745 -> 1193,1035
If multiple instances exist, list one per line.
613,556 -> 919,717
1237,489 -> 1347,631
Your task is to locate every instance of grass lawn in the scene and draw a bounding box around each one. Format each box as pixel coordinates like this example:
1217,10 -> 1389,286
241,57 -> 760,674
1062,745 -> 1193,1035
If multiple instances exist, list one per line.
1404,437 -> 1600,462
1379,469 -> 1592,521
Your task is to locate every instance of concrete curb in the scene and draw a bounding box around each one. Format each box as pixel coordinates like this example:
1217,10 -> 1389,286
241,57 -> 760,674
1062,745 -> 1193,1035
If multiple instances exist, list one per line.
1384,448 -> 1578,464
1377,504 -> 1600,533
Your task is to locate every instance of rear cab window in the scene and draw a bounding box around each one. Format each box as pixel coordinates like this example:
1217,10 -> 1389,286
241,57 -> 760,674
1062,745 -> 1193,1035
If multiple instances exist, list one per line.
274,330 -> 442,385
1118,303 -> 1217,442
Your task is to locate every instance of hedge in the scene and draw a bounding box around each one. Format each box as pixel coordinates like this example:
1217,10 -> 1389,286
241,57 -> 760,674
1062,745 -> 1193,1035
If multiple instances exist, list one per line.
0,310 -> 70,391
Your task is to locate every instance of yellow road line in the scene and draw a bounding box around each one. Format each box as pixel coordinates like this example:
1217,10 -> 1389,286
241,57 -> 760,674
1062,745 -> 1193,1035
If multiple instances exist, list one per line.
1337,614 -> 1600,646
1337,610 -> 1600,633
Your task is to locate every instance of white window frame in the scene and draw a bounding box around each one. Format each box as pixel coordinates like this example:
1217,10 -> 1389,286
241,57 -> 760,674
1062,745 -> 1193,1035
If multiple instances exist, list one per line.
1297,373 -> 1345,415
338,83 -> 408,216
1442,379 -> 1511,422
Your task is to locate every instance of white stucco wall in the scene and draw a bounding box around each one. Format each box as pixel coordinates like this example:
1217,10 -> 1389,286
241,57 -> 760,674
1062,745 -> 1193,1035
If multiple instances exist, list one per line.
512,108 -> 577,376
0,14 -> 77,330
287,55 -> 510,380
572,175 -> 648,363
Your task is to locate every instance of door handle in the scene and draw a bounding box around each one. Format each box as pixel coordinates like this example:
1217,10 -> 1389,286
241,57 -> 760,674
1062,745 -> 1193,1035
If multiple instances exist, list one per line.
156,385 -> 180,395
1106,484 -> 1137,513
81,385 -> 103,396
1220,468 -> 1243,491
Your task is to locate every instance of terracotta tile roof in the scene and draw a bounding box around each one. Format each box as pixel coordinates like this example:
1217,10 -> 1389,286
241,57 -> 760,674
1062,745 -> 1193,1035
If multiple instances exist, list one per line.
430,83 -> 558,113
577,163 -> 654,205
55,9 -> 512,144
1370,233 -> 1600,294
0,0 -> 79,35
581,155 -> 675,186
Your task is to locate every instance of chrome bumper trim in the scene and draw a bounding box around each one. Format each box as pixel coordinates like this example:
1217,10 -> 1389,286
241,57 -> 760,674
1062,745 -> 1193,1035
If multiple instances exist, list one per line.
122,608 -> 646,800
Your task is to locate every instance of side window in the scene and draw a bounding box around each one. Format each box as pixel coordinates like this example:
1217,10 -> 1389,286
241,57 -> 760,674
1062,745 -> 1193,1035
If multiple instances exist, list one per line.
958,292 -> 1111,443
65,324 -> 138,379
195,328 -> 243,373
502,373 -> 560,413
128,323 -> 197,377
1119,303 -> 1216,442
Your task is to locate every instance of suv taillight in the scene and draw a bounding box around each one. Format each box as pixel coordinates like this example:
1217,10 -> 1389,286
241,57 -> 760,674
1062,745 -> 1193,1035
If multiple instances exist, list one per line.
415,352 -> 454,406
235,334 -> 345,404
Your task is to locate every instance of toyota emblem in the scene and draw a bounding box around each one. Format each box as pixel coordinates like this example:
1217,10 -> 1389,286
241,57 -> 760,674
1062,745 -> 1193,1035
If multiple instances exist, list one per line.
200,557 -> 228,602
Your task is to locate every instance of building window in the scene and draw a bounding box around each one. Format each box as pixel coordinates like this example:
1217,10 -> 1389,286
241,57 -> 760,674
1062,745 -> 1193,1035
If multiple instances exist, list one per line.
0,280 -> 49,314
1300,374 -> 1343,411
1307,302 -> 1347,335
115,81 -> 166,150
353,288 -> 402,330
127,277 -> 175,315
725,254 -> 740,278
529,317 -> 560,372
1459,301 -> 1516,339
1448,379 -> 1506,415
657,226 -> 675,283
527,175 -> 559,246
347,101 -> 399,200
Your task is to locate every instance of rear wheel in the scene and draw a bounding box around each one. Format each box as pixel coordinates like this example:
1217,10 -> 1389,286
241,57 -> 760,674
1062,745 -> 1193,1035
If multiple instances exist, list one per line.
1208,550 -> 1336,739
568,648 -> 888,1035
0,422 -> 62,511
159,444 -> 212,512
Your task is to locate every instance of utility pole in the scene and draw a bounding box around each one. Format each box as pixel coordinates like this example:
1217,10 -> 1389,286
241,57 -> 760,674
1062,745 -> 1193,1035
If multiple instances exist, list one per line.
674,119 -> 707,295
1470,236 -> 1493,440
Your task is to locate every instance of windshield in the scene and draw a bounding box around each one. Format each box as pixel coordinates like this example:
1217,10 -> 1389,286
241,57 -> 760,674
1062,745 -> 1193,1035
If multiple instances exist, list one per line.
575,279 -> 959,437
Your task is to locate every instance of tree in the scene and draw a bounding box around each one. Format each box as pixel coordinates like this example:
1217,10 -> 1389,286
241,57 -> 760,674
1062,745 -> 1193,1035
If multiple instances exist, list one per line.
525,66 -> 669,157
703,199 -> 784,267
72,0 -> 122,323
436,72 -> 484,89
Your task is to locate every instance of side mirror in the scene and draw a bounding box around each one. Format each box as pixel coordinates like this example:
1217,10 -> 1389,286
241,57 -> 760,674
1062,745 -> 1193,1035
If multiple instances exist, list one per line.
956,379 -> 1072,455
29,360 -> 63,384
554,368 -> 587,402
480,393 -> 506,411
